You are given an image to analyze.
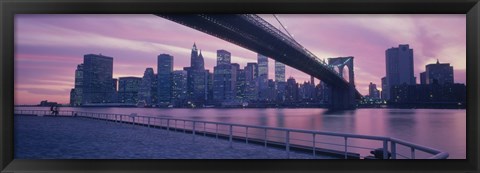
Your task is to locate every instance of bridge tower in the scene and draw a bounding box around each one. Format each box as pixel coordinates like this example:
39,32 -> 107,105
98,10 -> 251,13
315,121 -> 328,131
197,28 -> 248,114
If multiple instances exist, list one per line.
327,56 -> 356,110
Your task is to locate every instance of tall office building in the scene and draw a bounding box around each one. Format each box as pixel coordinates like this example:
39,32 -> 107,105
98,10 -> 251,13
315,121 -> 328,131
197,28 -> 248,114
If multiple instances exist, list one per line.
206,70 -> 214,103
420,72 -> 427,84
69,89 -> 76,106
138,68 -> 157,106
318,81 -> 329,103
118,77 -> 142,104
258,54 -> 269,100
276,81 -> 286,103
383,44 -> 415,100
275,61 -> 285,82
81,54 -> 115,104
285,77 -> 298,103
217,49 -> 231,66
235,69 -> 246,101
381,77 -> 387,100
213,50 -> 233,103
422,59 -> 454,85
244,63 -> 258,101
71,64 -> 84,106
157,54 -> 173,105
267,79 -> 276,101
111,78 -> 118,103
368,82 -> 380,99
186,43 -> 207,106
299,81 -> 315,101
190,43 -> 204,69
230,63 -> 240,101
275,61 -> 286,102
172,70 -> 188,107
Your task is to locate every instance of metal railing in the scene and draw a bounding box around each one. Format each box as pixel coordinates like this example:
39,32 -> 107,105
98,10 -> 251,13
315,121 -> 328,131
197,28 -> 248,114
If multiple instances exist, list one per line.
14,109 -> 449,159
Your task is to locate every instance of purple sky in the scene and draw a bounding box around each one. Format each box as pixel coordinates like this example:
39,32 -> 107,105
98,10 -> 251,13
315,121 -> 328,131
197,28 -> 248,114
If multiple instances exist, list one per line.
14,14 -> 466,105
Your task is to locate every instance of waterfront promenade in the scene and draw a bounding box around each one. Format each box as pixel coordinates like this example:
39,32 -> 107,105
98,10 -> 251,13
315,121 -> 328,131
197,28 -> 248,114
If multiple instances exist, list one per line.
14,108 -> 451,159
14,115 -> 334,159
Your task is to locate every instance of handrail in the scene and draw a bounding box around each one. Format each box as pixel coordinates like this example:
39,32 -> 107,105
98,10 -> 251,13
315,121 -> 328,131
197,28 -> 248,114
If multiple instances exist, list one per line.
14,108 -> 449,159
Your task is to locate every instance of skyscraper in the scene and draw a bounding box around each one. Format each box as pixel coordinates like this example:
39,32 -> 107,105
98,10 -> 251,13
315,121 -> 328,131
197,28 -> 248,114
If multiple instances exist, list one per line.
172,70 -> 188,107
190,43 -> 204,69
285,77 -> 298,103
118,77 -> 142,104
381,77 -> 387,100
235,69 -> 246,101
69,89 -> 76,106
275,61 -> 285,82
267,79 -> 276,101
383,44 -> 415,100
258,54 -> 269,100
111,78 -> 118,103
299,81 -> 315,101
276,81 -> 286,103
71,64 -> 84,106
368,82 -> 380,99
275,61 -> 286,102
186,43 -> 207,106
82,54 -> 115,104
420,72 -> 427,85
244,63 -> 258,101
206,70 -> 214,103
230,63 -> 240,101
157,53 -> 173,106
138,68 -> 157,106
213,50 -> 233,103
423,59 -> 454,85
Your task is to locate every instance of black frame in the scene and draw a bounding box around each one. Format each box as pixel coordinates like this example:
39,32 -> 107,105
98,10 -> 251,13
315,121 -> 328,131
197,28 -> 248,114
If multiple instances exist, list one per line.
1,0 -> 479,172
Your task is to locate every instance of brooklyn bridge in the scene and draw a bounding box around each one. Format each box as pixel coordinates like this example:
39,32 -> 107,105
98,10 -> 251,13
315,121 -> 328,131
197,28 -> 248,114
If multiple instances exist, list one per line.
156,14 -> 362,110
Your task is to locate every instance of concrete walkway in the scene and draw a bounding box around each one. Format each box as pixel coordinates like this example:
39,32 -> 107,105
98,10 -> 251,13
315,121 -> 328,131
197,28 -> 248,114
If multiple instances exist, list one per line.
14,115 -> 336,159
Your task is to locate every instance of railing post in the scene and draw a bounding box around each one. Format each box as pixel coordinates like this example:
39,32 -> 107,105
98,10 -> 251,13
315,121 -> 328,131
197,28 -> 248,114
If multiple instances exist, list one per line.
229,125 -> 233,148
246,127 -> 249,144
215,124 -> 218,140
193,121 -> 196,141
132,116 -> 135,126
383,139 -> 388,159
312,134 -> 316,158
167,119 -> 170,134
148,117 -> 151,128
391,141 -> 397,159
264,129 -> 267,148
411,147 -> 415,159
344,137 -> 348,159
286,130 -> 290,158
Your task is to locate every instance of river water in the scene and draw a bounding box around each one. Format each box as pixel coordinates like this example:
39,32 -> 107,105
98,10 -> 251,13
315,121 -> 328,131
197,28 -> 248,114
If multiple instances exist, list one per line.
16,107 -> 466,159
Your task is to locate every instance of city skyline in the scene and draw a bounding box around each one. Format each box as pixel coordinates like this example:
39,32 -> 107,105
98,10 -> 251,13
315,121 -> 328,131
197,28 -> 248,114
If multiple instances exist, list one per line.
15,14 -> 466,105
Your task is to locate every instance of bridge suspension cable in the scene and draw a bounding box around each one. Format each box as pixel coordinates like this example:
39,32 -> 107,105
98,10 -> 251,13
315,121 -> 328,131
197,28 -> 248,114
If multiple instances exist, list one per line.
272,14 -> 295,39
